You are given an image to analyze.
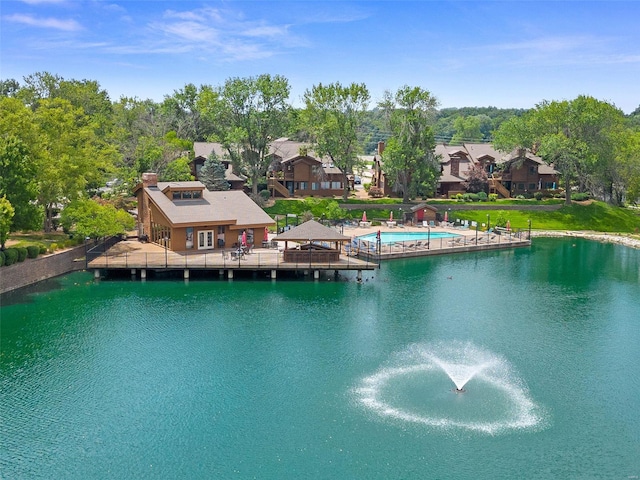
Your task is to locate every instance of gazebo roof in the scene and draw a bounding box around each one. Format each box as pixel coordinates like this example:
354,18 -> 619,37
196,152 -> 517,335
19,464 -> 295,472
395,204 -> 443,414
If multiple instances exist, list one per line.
273,220 -> 350,242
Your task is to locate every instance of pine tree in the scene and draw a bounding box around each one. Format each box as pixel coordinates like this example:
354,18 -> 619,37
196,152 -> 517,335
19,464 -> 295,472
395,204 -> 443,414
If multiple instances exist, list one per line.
199,154 -> 229,191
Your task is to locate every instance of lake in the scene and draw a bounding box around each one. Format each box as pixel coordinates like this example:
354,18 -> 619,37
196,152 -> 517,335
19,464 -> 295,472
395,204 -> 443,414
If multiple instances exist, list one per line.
1,237 -> 638,479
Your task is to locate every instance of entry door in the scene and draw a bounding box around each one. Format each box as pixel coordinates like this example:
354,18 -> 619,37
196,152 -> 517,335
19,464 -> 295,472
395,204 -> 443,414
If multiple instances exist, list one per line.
198,230 -> 214,250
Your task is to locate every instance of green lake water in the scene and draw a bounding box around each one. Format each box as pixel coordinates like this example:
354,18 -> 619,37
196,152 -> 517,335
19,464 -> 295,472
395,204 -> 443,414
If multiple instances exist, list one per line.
1,238 -> 639,479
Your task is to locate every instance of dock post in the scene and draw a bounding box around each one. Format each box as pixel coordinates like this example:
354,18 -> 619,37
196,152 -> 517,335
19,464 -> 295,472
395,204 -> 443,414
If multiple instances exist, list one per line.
219,269 -> 224,277
130,269 -> 136,277
184,269 -> 190,280
140,269 -> 146,280
271,269 -> 277,280
94,269 -> 100,279
313,270 -> 319,280
228,269 -> 234,280
356,270 -> 362,282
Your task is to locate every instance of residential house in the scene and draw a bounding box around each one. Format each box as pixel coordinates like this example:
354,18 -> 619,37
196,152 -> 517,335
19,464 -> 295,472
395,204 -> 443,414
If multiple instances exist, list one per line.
134,173 -> 274,252
267,138 -> 346,197
192,142 -> 247,190
369,141 -> 393,196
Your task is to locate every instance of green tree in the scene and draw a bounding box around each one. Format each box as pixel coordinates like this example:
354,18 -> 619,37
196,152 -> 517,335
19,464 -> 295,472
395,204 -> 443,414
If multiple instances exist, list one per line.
199,153 -> 229,191
0,135 -> 42,231
0,196 -> 15,250
302,82 -> 370,200
494,96 -> 625,205
198,74 -> 291,195
378,86 -> 439,202
60,199 -> 134,239
161,157 -> 193,182
34,98 -> 116,231
450,115 -> 484,144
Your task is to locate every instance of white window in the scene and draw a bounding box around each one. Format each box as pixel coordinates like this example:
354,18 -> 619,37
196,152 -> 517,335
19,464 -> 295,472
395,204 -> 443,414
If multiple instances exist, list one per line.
198,230 -> 214,250
331,181 -> 341,189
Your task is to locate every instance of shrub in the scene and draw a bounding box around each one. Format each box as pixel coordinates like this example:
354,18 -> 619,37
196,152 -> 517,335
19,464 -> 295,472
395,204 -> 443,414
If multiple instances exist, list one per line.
571,192 -> 590,201
534,192 -> 543,201
0,251 -> 5,267
488,194 -> 498,202
516,195 -> 526,199
27,245 -> 40,258
38,245 -> 47,255
49,243 -> 58,253
4,248 -> 19,265
368,187 -> 384,198
16,247 -> 28,262
455,193 -> 464,201
259,189 -> 271,201
477,191 -> 487,201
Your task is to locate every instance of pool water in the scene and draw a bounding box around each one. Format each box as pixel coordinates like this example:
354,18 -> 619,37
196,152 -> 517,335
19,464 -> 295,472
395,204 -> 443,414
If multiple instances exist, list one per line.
357,231 -> 459,244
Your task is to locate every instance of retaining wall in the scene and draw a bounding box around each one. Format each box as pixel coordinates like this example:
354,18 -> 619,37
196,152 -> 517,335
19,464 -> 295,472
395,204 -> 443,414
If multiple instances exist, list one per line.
0,246 -> 87,295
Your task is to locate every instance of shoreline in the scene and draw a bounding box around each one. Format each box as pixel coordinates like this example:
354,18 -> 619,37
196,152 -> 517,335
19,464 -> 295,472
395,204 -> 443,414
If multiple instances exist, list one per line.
530,230 -> 640,249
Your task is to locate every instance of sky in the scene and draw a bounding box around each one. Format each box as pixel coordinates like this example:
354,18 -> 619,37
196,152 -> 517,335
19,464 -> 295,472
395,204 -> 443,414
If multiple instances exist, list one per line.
1,0 -> 639,113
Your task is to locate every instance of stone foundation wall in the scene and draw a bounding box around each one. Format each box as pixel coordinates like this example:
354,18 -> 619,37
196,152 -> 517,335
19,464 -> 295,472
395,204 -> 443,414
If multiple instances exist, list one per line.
0,246 -> 87,295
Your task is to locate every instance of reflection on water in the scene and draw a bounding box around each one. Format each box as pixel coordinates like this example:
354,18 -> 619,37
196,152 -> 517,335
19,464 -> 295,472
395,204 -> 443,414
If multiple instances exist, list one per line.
1,238 -> 639,479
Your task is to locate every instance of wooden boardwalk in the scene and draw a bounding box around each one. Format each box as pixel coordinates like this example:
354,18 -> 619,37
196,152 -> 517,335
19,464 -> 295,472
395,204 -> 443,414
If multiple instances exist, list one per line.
87,241 -> 376,280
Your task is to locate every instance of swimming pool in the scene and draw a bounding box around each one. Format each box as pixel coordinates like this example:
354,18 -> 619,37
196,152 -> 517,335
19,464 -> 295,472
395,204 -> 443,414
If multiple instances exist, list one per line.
357,231 -> 460,244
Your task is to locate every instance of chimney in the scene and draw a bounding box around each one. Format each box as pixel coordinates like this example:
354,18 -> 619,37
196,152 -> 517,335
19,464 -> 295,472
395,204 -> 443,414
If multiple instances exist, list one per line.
142,172 -> 158,187
377,141 -> 385,155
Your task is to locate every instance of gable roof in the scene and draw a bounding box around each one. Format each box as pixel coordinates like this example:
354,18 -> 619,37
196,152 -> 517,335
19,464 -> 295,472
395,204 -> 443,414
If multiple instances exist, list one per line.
144,181 -> 274,229
273,220 -> 350,242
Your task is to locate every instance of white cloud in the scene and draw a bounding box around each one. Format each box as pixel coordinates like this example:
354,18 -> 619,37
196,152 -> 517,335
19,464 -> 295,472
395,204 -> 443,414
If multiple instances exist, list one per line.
4,13 -> 82,31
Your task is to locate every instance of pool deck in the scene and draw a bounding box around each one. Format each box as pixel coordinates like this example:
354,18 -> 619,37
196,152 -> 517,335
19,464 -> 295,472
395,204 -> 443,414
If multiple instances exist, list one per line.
86,223 -> 530,280
343,223 -> 531,260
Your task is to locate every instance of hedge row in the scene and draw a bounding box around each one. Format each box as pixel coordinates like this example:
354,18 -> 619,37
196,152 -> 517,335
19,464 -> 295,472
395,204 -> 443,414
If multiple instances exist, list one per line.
1,245 -> 47,267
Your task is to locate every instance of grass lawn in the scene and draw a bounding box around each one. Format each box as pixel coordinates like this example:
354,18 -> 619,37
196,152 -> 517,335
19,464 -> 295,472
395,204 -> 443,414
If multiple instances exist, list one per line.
264,199 -> 640,234
5,232 -> 78,251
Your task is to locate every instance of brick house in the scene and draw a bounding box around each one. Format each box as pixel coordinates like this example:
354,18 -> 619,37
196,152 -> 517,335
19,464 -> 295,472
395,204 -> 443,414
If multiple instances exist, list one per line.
134,173 -> 274,252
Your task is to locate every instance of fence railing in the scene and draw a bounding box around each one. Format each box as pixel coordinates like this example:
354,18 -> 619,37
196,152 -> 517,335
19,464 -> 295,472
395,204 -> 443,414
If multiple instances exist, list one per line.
88,249 -> 378,270
347,229 -> 530,257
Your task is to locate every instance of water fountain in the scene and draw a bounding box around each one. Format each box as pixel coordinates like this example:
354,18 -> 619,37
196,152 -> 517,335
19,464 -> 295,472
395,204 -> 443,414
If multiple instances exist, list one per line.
353,341 -> 545,434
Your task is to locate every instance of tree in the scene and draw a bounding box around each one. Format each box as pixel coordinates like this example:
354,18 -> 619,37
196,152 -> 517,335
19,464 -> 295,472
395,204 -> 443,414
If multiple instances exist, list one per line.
198,153 -> 229,191
464,163 -> 489,193
198,74 -> 291,195
378,86 -> 439,202
494,96 -> 625,205
34,98 -> 116,231
0,196 -> 15,250
161,157 -> 193,182
60,199 -> 134,239
0,135 -> 42,231
450,116 -> 484,144
302,82 -> 370,200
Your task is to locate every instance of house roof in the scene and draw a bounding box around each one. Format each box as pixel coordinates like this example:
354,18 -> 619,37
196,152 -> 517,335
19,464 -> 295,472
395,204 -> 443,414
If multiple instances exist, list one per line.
273,220 -> 350,242
144,182 -> 274,229
194,142 -> 227,159
410,203 -> 438,213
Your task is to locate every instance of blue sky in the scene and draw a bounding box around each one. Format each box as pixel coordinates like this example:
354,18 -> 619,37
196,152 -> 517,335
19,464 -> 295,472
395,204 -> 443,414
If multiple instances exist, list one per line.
1,1 -> 639,113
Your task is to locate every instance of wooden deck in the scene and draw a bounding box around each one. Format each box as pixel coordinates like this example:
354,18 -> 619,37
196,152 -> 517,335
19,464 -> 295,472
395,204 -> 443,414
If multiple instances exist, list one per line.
87,241 -> 376,277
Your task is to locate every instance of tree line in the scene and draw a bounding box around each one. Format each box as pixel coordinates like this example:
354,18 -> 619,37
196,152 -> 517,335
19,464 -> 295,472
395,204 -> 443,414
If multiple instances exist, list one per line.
1,71 -> 639,244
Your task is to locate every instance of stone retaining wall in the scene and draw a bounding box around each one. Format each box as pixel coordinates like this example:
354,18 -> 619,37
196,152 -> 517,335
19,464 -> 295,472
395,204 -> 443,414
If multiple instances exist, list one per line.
0,246 -> 86,295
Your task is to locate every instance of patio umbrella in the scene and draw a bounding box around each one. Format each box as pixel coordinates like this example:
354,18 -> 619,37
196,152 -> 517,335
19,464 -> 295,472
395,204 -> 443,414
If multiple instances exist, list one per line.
241,230 -> 247,246
444,211 -> 448,222
362,211 -> 367,222
263,227 -> 269,242
506,220 -> 511,231
389,211 -> 393,221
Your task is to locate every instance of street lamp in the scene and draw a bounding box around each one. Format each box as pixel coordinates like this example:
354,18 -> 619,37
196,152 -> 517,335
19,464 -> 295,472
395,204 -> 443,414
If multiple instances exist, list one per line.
164,236 -> 168,267
84,236 -> 90,269
486,214 -> 490,232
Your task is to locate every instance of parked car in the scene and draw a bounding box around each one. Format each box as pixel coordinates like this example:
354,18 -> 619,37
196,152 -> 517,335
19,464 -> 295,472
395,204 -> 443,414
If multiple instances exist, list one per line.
354,176 -> 361,184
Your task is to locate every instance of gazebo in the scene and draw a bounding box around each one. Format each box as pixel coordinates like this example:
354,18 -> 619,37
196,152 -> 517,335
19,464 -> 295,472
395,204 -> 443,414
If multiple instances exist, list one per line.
273,220 -> 350,263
